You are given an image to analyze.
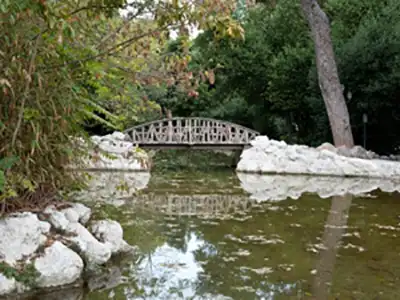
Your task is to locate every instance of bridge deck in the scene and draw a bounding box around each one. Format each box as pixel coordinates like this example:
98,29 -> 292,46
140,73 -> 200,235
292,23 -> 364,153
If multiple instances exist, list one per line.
136,143 -> 247,150
124,117 -> 259,149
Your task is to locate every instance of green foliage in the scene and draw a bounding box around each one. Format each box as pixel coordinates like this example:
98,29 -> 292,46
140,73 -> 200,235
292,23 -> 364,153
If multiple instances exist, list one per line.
0,156 -> 18,192
0,0 -> 244,209
331,0 -> 400,153
152,150 -> 235,173
151,0 -> 316,143
0,262 -> 39,287
150,0 -> 400,152
0,156 -> 18,171
0,1 -> 107,204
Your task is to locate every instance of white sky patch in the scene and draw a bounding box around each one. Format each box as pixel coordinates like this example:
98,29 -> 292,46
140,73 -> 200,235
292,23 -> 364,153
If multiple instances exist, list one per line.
119,0 -> 203,40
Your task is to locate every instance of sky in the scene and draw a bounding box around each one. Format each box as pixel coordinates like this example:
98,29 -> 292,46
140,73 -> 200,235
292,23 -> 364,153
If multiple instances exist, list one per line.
119,0 -> 203,39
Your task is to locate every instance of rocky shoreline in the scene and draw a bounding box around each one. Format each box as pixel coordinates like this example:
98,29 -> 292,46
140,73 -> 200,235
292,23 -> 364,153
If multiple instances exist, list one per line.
237,136 -> 400,178
0,131 -> 151,298
0,203 -> 135,298
69,131 -> 151,171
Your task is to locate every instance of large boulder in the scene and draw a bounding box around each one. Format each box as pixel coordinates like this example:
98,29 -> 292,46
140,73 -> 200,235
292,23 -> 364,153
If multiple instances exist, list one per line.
64,222 -> 111,266
68,131 -> 151,171
90,220 -> 134,254
34,242 -> 84,288
0,203 -> 134,297
43,203 -> 91,231
237,136 -> 400,179
86,131 -> 150,171
0,212 -> 50,266
318,143 -> 380,160
60,203 -> 91,225
316,142 -> 337,153
349,145 -> 376,159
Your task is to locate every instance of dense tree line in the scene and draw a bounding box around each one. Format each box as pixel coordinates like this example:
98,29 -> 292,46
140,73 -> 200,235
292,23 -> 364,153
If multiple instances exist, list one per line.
152,0 -> 400,154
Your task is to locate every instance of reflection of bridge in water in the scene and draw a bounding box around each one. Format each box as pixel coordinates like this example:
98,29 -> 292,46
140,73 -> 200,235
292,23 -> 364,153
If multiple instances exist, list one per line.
133,194 -> 257,216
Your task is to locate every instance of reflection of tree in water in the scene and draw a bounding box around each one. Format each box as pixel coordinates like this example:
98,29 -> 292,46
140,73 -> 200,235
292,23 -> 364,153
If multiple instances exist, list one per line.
127,215 -> 166,256
310,193 -> 400,299
160,216 -> 193,252
312,194 -> 353,299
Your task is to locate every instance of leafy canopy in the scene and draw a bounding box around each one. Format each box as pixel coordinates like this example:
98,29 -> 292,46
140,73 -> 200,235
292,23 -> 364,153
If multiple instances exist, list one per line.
0,0 -> 244,210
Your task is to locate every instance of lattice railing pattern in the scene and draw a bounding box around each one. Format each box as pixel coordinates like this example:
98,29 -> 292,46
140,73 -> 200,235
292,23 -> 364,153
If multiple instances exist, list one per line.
124,117 -> 259,145
134,194 -> 255,216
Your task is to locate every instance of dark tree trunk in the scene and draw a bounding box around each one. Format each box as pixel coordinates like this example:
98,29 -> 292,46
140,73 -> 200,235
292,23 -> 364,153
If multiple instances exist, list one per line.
300,0 -> 354,147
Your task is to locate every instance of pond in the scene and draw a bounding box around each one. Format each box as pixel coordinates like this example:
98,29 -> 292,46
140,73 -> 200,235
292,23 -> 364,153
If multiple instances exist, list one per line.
30,171 -> 400,300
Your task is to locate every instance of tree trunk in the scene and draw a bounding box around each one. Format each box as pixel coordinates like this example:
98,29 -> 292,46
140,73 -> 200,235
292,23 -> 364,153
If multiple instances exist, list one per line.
300,0 -> 354,147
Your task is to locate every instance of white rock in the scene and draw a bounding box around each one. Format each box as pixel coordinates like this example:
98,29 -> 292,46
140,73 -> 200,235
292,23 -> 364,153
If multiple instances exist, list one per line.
111,131 -> 127,141
67,132 -> 150,171
0,273 -> 16,295
61,208 -> 80,223
237,136 -> 400,179
61,203 -> 91,225
317,142 -> 337,153
76,203 -> 92,224
97,139 -> 133,154
0,213 -> 50,266
84,143 -> 149,171
34,241 -> 84,288
65,223 -> 111,266
91,135 -> 102,144
250,135 -> 269,146
44,207 -> 69,231
91,220 -> 131,254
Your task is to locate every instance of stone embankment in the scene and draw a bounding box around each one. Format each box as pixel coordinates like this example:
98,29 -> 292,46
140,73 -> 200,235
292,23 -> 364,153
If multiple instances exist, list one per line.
237,136 -> 400,179
70,131 -> 151,171
0,203 -> 135,298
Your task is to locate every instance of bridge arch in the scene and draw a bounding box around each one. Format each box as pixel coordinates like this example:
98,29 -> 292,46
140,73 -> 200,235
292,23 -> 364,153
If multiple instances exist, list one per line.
124,117 -> 259,149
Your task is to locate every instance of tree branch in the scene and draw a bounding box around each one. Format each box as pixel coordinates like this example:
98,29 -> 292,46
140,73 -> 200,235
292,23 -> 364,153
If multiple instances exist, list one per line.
96,5 -> 149,50
42,23 -> 179,71
67,4 -> 128,17
11,38 -> 40,148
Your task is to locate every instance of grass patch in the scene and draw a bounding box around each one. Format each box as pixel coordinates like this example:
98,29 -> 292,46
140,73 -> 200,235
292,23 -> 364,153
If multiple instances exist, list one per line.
0,261 -> 40,288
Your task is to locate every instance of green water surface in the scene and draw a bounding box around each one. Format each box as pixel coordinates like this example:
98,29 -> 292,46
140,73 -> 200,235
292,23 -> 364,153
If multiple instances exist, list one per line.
32,171 -> 400,300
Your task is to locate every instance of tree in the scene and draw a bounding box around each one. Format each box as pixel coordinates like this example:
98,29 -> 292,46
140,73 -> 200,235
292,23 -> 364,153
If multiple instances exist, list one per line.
0,0 -> 244,212
134,0 -> 400,153
300,0 -> 354,147
163,1 -> 317,142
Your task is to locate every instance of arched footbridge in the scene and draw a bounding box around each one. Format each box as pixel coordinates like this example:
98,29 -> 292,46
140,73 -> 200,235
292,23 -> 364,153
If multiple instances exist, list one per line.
124,117 -> 259,150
